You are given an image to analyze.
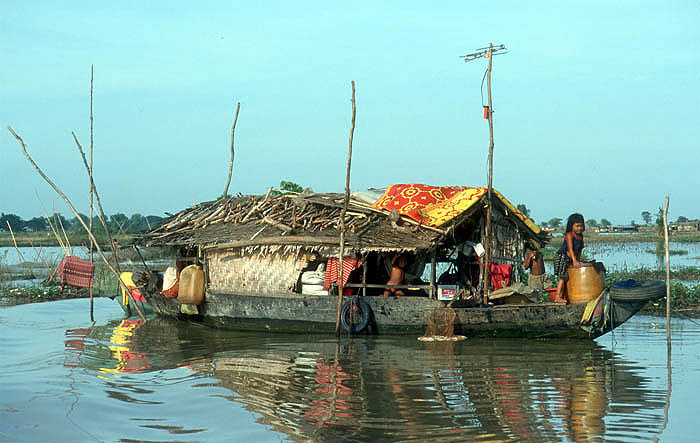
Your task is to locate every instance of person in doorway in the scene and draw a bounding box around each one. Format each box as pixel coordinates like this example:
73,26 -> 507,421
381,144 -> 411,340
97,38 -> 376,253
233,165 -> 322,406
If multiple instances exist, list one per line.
553,213 -> 585,303
383,254 -> 408,296
524,242 -> 550,289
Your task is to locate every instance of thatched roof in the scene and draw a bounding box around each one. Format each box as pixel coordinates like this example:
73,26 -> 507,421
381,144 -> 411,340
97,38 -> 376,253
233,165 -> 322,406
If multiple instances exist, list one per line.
137,191 -> 444,252
137,188 -> 545,253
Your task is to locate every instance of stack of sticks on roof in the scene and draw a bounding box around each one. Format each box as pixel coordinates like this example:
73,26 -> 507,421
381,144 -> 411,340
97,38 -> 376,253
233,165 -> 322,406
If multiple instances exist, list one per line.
147,191 -> 382,241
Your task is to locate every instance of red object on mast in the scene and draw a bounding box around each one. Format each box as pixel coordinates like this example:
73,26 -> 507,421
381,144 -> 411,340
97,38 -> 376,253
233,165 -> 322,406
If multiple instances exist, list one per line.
483,106 -> 489,119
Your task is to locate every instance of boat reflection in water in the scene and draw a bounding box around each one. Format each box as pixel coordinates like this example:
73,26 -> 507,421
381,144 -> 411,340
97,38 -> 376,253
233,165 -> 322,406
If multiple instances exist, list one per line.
63,318 -> 666,442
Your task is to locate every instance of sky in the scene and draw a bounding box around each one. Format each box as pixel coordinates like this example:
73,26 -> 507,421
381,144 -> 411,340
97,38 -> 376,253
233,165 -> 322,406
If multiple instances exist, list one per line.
2,1 -> 699,226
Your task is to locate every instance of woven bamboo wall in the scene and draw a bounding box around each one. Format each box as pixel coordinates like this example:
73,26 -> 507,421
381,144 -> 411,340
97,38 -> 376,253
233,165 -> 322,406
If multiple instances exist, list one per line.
207,246 -> 319,294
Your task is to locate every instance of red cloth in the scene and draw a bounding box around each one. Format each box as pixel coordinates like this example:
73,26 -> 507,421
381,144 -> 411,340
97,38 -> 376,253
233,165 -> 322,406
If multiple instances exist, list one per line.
127,286 -> 146,302
323,257 -> 363,291
57,256 -> 95,293
489,263 -> 512,290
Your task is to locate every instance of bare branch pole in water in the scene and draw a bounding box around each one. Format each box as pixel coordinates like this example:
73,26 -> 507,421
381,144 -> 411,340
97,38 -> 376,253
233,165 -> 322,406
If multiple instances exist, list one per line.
7,126 -> 146,322
335,80 -> 356,336
222,102 -> 241,198
659,195 -> 672,441
663,196 -> 671,345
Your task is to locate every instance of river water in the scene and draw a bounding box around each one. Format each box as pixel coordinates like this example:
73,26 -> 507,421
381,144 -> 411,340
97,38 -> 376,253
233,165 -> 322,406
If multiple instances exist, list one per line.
1,298 -> 698,442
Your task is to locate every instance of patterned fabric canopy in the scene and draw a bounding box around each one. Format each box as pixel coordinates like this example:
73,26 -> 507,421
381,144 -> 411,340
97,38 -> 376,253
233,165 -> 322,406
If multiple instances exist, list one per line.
371,184 -> 540,233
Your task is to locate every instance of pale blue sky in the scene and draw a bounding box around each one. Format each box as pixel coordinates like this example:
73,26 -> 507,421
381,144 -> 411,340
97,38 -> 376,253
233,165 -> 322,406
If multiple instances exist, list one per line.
2,1 -> 699,225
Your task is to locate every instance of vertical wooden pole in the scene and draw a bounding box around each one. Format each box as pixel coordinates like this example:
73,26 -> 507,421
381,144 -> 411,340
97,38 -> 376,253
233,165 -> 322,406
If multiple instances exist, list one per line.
663,196 -> 671,347
660,195 -> 672,441
430,246 -> 437,299
362,254 -> 367,298
335,80 -> 356,336
482,43 -> 495,305
89,65 -> 95,321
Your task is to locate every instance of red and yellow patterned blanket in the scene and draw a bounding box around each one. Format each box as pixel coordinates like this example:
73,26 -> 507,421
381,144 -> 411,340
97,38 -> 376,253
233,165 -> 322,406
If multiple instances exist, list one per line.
370,184 -> 539,233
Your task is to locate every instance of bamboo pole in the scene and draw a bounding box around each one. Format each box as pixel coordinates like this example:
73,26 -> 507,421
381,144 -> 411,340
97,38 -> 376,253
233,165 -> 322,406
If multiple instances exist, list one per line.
335,80 -> 356,336
8,126 -> 146,322
222,102 -> 241,198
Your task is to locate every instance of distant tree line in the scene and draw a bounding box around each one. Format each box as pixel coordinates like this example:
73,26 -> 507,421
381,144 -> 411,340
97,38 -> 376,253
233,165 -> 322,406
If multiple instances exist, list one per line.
0,212 -> 164,234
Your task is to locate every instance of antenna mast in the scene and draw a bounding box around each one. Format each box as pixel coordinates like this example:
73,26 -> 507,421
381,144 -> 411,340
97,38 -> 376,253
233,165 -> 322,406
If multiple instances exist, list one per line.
463,42 -> 507,304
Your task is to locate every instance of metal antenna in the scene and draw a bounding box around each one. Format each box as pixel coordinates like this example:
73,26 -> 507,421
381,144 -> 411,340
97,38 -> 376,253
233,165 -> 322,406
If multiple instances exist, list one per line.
461,44 -> 506,63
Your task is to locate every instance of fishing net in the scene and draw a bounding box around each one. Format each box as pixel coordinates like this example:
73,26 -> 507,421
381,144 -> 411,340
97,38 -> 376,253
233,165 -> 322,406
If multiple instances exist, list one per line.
419,307 -> 466,341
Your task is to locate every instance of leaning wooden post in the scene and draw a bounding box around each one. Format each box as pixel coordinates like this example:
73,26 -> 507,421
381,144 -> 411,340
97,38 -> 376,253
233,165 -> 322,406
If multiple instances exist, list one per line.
662,196 -> 671,348
8,126 -> 146,322
335,80 -> 356,336
222,102 -> 241,198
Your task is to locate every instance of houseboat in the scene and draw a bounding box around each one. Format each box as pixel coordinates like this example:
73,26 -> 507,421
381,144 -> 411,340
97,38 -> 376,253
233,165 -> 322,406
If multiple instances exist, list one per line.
128,184 -> 663,338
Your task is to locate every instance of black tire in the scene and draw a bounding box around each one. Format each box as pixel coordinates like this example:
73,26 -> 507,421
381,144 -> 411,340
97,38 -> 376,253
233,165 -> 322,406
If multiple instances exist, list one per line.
340,297 -> 371,333
609,279 -> 665,302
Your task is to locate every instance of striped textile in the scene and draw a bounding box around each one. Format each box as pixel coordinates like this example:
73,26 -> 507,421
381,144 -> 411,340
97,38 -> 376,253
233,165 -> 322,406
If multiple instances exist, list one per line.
323,257 -> 363,291
57,255 -> 95,292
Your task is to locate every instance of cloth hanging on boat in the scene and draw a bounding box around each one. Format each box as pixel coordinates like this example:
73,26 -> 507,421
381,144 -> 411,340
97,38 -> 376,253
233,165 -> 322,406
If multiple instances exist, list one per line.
370,184 -> 540,233
580,288 -> 611,335
489,263 -> 512,290
120,272 -> 146,304
323,257 -> 363,291
57,255 -> 95,293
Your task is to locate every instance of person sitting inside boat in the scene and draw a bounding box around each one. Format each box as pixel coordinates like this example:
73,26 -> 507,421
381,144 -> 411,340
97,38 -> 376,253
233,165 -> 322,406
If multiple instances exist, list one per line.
524,241 -> 550,289
553,213 -> 585,303
383,254 -> 408,297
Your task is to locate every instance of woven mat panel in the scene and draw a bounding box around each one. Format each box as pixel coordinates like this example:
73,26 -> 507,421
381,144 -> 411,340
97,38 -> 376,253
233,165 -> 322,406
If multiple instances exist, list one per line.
208,247 -> 316,293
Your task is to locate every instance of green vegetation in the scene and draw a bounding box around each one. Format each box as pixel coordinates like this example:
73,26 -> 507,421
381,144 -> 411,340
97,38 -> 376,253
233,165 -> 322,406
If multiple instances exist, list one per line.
0,210 -> 163,247
1,212 -> 163,238
270,180 -> 305,195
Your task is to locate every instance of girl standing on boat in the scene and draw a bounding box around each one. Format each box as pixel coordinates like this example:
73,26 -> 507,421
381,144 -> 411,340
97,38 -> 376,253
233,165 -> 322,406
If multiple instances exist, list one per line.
553,213 -> 585,303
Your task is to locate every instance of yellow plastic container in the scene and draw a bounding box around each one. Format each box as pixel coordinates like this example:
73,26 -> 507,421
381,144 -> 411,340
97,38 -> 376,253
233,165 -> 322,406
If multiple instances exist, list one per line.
566,263 -> 604,304
177,264 -> 205,305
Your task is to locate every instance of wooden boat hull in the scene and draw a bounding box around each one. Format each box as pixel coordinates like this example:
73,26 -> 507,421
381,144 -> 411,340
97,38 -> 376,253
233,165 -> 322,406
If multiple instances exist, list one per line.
141,291 -> 651,339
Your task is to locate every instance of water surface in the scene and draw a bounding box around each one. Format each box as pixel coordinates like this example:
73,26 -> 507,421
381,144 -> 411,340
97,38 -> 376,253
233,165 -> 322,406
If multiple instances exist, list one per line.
1,298 -> 697,442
